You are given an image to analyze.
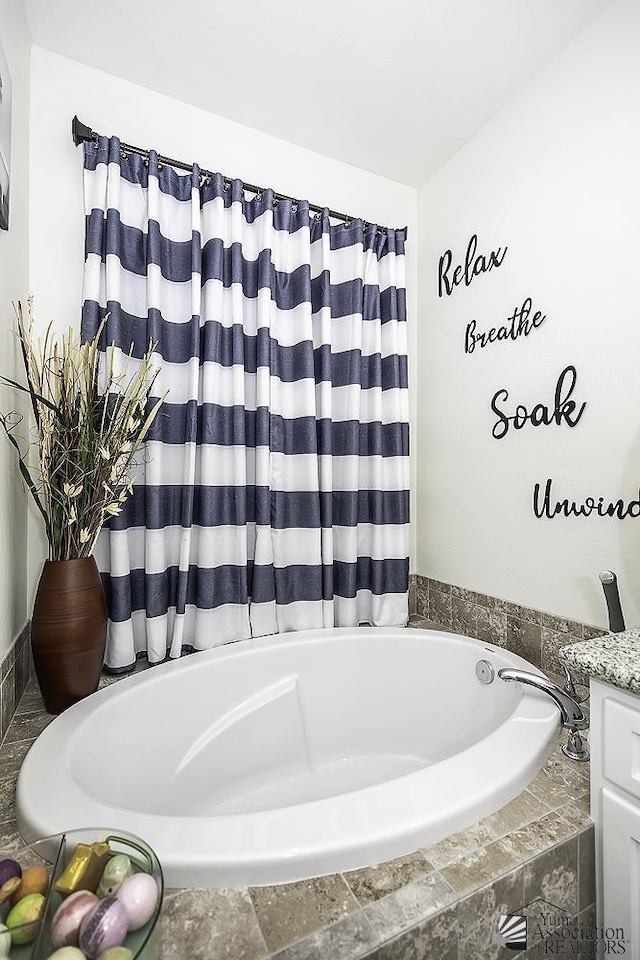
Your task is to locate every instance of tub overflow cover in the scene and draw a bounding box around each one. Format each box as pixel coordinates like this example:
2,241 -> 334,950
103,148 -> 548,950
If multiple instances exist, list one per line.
475,659 -> 495,684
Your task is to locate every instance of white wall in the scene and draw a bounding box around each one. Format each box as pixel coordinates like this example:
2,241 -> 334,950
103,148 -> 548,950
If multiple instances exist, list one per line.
417,0 -> 640,629
34,9 -> 637,635
27,46 -> 418,597
0,0 -> 30,661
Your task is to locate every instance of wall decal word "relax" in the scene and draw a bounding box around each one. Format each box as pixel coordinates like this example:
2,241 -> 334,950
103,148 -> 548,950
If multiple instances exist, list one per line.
438,234 -> 507,298
465,296 -> 546,354
490,365 -> 586,440
533,480 -> 640,520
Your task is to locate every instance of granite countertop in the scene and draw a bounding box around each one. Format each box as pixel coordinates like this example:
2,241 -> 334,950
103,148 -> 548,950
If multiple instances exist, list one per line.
559,629 -> 640,696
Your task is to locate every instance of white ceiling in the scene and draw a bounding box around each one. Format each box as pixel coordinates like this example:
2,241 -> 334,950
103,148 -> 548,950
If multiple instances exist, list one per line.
24,0 -> 609,186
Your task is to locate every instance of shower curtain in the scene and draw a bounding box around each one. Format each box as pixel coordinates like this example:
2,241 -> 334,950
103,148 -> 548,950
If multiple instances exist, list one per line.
81,136 -> 409,670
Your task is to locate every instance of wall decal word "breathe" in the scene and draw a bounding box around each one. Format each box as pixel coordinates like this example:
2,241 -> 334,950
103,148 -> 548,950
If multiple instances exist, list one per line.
438,234 -> 507,298
490,365 -> 586,440
533,479 -> 640,519
465,296 -> 546,354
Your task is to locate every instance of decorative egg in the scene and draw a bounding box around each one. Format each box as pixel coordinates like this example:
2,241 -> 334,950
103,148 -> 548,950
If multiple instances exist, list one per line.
50,889 -> 99,948
78,897 -> 129,959
46,949 -> 86,960
0,860 -> 21,889
115,873 -> 159,930
6,891 -> 46,945
97,854 -> 133,897
97,948 -> 134,960
0,876 -> 21,907
0,922 -> 10,959
10,864 -> 49,905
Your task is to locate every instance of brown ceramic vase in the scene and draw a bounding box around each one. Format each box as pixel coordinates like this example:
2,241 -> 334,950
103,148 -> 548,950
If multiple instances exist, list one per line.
31,557 -> 107,715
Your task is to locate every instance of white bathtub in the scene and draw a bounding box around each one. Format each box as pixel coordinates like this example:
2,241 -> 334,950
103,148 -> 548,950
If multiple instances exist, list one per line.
17,627 -> 559,887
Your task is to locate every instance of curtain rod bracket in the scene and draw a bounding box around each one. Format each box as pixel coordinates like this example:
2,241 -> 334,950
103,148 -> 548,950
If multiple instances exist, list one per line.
72,116 -> 96,147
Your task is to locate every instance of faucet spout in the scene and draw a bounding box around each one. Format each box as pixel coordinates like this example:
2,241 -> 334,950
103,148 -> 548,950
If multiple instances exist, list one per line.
497,668 -> 588,730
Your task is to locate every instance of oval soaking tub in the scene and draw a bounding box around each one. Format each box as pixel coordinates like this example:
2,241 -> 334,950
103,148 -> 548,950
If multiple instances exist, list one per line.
17,627 -> 559,888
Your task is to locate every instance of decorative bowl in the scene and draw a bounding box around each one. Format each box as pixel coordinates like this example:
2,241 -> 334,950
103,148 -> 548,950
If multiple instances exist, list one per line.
2,828 -> 163,960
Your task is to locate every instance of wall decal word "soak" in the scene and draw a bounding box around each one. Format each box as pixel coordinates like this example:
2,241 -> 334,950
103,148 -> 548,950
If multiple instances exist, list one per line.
438,234 -> 507,298
465,296 -> 546,354
490,365 -> 586,440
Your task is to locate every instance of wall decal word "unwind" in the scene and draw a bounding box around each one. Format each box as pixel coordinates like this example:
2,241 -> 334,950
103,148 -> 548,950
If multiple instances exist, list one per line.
490,365 -> 586,440
465,296 -> 546,354
438,234 -> 507,298
533,480 -> 640,519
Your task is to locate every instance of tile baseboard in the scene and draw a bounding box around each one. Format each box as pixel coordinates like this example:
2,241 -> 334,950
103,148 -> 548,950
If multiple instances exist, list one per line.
0,623 -> 32,744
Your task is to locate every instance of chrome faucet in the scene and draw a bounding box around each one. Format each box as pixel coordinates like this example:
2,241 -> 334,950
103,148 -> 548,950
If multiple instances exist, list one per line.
498,667 -> 589,761
498,668 -> 587,728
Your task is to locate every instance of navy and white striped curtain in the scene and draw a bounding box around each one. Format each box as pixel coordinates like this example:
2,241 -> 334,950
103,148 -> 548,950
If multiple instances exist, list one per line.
82,137 -> 409,670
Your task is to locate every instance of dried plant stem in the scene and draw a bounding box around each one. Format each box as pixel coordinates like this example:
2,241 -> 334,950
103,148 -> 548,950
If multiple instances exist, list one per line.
0,298 -> 164,560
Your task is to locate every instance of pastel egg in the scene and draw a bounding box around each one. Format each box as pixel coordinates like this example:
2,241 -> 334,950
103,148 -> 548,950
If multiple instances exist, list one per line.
0,876 -> 21,907
6,891 -> 46,945
46,949 -> 86,960
0,860 -> 21,889
97,948 -> 134,960
97,854 -> 133,897
79,897 -> 129,959
50,889 -> 99,948
0,922 -> 10,959
115,873 -> 159,930
10,864 -> 49,905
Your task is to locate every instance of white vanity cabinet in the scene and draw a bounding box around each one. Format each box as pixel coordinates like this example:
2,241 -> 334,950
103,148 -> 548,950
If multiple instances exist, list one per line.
590,678 -> 640,957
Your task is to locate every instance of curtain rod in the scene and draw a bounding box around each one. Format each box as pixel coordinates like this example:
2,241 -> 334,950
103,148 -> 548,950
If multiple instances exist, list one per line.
71,116 -> 407,237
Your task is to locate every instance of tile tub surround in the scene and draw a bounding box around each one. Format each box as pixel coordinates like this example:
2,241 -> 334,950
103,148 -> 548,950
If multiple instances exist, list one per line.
1,628 -> 595,959
413,575 -> 606,684
559,629 -> 640,695
0,622 -> 31,744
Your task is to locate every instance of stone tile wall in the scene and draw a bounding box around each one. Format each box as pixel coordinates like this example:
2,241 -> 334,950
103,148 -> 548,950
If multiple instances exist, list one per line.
411,575 -> 605,684
367,827 -> 595,960
0,623 -> 31,744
